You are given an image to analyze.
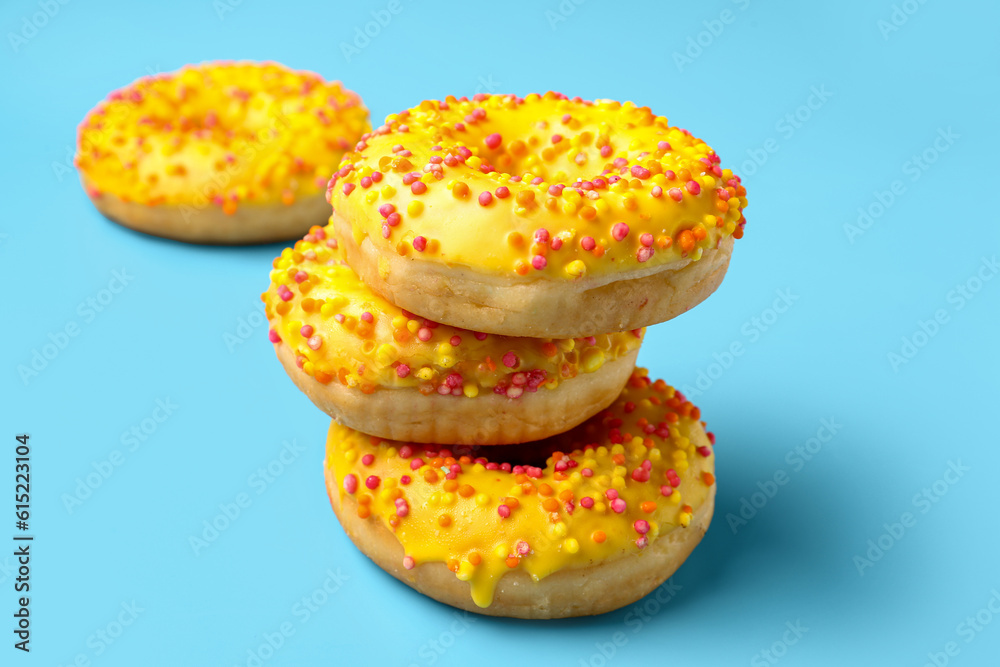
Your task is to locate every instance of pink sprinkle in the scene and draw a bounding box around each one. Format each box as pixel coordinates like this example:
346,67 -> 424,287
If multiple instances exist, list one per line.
343,474 -> 358,494
268,329 -> 281,343
403,556 -> 415,570
410,458 -> 424,470
651,185 -> 663,198
611,498 -> 627,514
412,236 -> 427,252
381,224 -> 391,239
360,176 -> 373,188
637,246 -> 654,263
360,311 -> 373,323
395,502 -> 409,518
361,454 -> 375,466
498,504 -> 511,518
668,188 -> 684,202
630,165 -> 651,179
502,351 -> 519,368
516,540 -> 530,555
450,335 -> 462,346
580,496 -> 594,509
307,335 -> 322,350
551,134 -> 562,144
417,327 -> 433,342
686,180 -> 701,195
371,171 -> 383,182
697,446 -> 712,457
550,237 -> 563,251
547,184 -> 563,196
561,113 -> 572,123
534,228 -> 550,243
495,186 -> 510,199
605,489 -> 619,500
294,271 -> 308,283
300,324 -> 314,337
398,445 -> 413,458
660,485 -> 674,497
634,520 -> 650,534
365,475 -> 380,490
400,475 -> 411,485
379,203 -> 395,218
531,254 -> 547,270
581,236 -> 596,251
600,145 -> 612,158
342,183 -> 355,195
657,141 -> 671,151
612,222 -> 630,241
664,170 -> 676,180
506,386 -> 524,399
484,132 -> 502,149
411,181 -> 427,194
636,536 -> 649,549
581,468 -> 594,477
640,233 -> 654,247
478,191 -> 493,206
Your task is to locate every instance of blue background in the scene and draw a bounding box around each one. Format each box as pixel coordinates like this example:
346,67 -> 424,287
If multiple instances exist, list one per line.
3,0 -> 999,665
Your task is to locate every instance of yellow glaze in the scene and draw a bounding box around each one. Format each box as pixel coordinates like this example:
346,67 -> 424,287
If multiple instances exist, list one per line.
329,92 -> 746,279
76,61 -> 369,211
263,220 -> 644,395
326,369 -> 715,608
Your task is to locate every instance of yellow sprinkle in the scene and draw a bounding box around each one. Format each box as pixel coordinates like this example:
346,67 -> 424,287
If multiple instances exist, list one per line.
407,200 -> 424,216
565,260 -> 587,278
563,538 -> 580,554
463,383 -> 479,398
380,184 -> 396,198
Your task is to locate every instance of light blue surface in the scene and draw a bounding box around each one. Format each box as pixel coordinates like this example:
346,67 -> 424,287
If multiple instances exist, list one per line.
3,0 -> 999,664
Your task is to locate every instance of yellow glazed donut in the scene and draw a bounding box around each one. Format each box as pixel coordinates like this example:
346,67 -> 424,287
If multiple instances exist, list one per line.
324,369 -> 716,618
263,222 -> 644,445
76,61 -> 370,244
328,92 -> 747,337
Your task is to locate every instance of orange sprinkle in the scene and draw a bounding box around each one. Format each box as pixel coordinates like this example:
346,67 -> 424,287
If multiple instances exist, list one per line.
538,483 -> 554,497
423,470 -> 439,483
452,181 -> 469,198
458,484 -> 475,498
503,497 -> 520,510
468,552 -> 482,566
438,514 -> 452,527
443,480 -> 459,492
558,489 -> 574,502
542,498 -> 560,512
505,557 -> 519,568
612,453 -> 625,465
357,505 -> 370,519
702,472 -> 715,486
592,530 -> 607,544
641,501 -> 657,513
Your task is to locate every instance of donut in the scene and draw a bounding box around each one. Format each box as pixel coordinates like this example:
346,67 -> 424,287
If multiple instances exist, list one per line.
327,92 -> 747,338
324,368 -> 716,618
76,61 -> 369,244
263,221 -> 644,445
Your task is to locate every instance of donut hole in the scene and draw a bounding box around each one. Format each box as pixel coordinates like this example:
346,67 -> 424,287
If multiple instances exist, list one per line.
459,106 -> 626,188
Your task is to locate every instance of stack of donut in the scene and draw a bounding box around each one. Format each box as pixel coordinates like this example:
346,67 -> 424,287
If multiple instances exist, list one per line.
263,92 -> 747,618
